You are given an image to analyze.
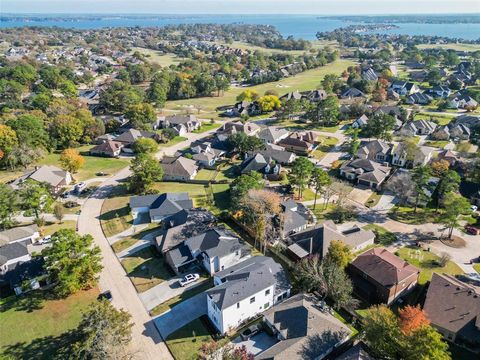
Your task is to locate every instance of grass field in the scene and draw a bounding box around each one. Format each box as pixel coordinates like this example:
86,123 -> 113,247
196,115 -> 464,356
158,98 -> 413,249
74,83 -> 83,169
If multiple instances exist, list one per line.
417,43 -> 480,52
362,224 -> 397,246
99,186 -> 133,238
121,246 -> 173,293
423,140 -> 449,149
160,136 -> 188,148
214,40 -> 339,55
131,47 -> 188,66
111,225 -> 160,253
41,220 -> 77,236
311,135 -> 339,160
396,246 -> 464,285
165,317 -> 215,360
37,145 -> 130,182
151,182 -> 209,207
0,289 -> 98,359
415,113 -> 455,126
192,121 -> 221,133
165,59 -> 355,114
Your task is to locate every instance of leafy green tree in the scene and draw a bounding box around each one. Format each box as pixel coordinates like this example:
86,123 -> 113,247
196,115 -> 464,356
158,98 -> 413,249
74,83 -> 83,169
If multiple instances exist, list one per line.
363,114 -> 396,141
321,74 -> 342,93
30,92 -> 52,111
125,103 -> 156,130
229,172 -> 264,206
0,124 -> 18,158
0,79 -> 25,102
42,229 -> 102,297
146,81 -> 167,108
288,157 -> 314,199
435,170 -> 460,211
73,300 -> 133,360
53,203 -> 65,223
19,180 -> 53,220
325,240 -> 352,269
441,195 -> 471,239
404,325 -> 451,360
6,114 -> 49,150
100,80 -> 144,112
76,109 -> 105,143
4,144 -> 45,170
305,95 -> 340,126
322,257 -> 356,309
129,153 -> 164,194
277,99 -> 305,120
49,115 -> 84,149
292,255 -> 326,293
59,80 -> 78,98
345,128 -> 360,157
0,184 -> 18,230
310,167 -> 331,209
227,132 -> 265,156
132,138 -> 159,154
257,95 -> 281,112
236,89 -> 259,102
411,165 -> 432,213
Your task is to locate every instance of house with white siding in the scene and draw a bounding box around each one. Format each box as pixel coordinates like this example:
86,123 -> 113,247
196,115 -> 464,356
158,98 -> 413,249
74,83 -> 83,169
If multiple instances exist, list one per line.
206,256 -> 291,335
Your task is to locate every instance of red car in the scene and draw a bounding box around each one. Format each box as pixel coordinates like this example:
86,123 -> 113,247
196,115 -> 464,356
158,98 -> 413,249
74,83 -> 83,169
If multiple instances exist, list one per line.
465,225 -> 480,235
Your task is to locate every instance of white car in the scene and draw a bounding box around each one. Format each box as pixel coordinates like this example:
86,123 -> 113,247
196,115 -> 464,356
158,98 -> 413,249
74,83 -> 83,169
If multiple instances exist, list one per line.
472,205 -> 478,212
38,235 -> 52,245
179,273 -> 200,287
75,182 -> 87,193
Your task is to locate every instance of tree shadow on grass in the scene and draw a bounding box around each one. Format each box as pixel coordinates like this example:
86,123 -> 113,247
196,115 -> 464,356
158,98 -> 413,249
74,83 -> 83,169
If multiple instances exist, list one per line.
0,291 -> 47,313
2,330 -> 78,360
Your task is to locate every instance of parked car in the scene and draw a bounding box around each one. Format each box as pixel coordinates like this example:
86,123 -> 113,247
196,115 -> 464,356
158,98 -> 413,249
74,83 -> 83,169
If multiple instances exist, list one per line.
471,205 -> 478,212
64,201 -> 79,208
240,324 -> 261,341
75,182 -> 87,193
38,235 -> 52,244
179,273 -> 200,287
61,191 -> 70,198
96,172 -> 108,176
98,290 -> 113,301
465,225 -> 480,235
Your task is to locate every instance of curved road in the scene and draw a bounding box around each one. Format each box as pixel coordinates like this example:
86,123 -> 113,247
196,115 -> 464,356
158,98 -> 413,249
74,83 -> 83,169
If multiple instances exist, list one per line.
77,126 -> 220,359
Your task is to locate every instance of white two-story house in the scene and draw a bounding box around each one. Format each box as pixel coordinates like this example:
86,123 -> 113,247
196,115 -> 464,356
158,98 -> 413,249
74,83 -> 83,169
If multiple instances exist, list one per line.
165,228 -> 251,275
206,256 -> 291,335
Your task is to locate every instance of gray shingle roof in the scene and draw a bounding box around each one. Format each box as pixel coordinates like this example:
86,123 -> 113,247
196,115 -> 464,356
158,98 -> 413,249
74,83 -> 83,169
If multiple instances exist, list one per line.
208,256 -> 290,310
0,225 -> 38,246
185,228 -> 245,259
129,192 -> 193,218
28,166 -> 69,188
0,242 -> 29,264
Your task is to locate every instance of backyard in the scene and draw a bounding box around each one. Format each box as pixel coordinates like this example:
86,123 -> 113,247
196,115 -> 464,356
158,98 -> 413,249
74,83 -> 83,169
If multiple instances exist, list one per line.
0,288 -> 98,359
396,246 -> 464,285
311,135 -> 339,160
362,224 -> 397,246
121,246 -> 174,293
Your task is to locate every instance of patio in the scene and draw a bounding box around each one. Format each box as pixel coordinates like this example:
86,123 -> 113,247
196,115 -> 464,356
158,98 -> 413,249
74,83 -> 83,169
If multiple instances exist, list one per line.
231,331 -> 278,356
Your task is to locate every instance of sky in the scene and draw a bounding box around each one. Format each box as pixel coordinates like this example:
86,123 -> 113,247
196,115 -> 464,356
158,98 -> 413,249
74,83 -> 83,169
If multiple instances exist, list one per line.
2,0 -> 480,15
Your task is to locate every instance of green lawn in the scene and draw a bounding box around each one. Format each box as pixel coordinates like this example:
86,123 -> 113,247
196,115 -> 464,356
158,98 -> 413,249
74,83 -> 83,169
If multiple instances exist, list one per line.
417,43 -> 480,52
308,204 -> 335,222
362,224 -> 397,246
415,113 -> 455,126
455,142 -> 473,153
312,135 -> 339,160
150,279 -> 213,317
41,220 -> 77,237
396,246 -> 464,285
160,136 -> 188,148
165,317 -> 216,360
151,182 -> 209,207
210,183 -> 230,213
131,47 -> 188,66
364,192 -> 382,208
99,187 -> 133,238
165,59 -> 354,114
192,121 -> 221,133
111,225 -> 161,253
423,140 -> 449,149
389,207 -> 438,225
215,162 -> 239,182
0,289 -> 98,359
195,168 -> 217,181
121,246 -> 173,293
38,145 -> 130,182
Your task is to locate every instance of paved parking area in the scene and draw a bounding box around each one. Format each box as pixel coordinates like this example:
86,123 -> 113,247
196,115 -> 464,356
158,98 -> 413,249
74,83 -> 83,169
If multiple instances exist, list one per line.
153,292 -> 207,338
348,187 -> 372,205
232,331 -> 278,356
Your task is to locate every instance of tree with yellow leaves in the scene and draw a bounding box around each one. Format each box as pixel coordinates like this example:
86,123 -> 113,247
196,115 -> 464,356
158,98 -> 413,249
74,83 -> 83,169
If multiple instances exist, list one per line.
60,148 -> 85,174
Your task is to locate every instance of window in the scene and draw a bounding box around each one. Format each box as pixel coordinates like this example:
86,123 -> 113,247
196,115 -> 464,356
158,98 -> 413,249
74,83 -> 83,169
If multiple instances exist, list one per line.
265,289 -> 270,296
250,297 -> 255,304
264,302 -> 270,309
237,302 -> 240,309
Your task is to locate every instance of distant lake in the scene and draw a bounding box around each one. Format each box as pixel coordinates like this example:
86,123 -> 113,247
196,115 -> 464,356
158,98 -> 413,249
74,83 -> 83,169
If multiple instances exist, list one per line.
1,14 -> 479,41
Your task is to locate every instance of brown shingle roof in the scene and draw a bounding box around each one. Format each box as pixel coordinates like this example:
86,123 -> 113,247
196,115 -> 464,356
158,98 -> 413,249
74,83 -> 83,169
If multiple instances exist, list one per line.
350,248 -> 419,287
423,273 -> 480,342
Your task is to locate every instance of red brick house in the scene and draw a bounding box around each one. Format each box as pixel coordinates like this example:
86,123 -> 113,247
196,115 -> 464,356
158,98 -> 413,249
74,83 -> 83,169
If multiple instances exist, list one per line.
348,248 -> 420,305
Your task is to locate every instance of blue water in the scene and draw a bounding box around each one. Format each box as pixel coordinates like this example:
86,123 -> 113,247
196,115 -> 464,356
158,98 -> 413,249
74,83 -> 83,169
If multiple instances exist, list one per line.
1,15 -> 479,41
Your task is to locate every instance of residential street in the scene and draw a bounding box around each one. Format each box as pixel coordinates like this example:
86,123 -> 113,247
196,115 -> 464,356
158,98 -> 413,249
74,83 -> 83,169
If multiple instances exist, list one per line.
77,127 -> 220,359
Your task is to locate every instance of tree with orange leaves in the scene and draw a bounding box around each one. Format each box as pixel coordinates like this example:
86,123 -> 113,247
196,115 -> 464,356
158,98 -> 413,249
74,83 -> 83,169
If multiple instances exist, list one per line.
398,305 -> 430,335
60,148 -> 85,174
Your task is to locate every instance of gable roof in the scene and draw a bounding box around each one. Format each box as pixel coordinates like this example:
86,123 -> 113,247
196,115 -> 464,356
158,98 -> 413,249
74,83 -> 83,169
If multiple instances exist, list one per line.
258,127 -> 289,143
0,225 -> 38,246
350,248 -> 419,287
115,129 -> 156,144
161,156 -> 198,178
424,273 -> 480,343
185,228 -> 245,259
90,140 -> 123,154
28,166 -> 69,188
0,242 -> 29,265
258,293 -> 351,360
208,256 -> 290,310
129,192 -> 193,218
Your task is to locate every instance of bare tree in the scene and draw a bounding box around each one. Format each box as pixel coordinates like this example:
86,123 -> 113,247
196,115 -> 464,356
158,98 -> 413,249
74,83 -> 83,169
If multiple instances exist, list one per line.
385,171 -> 415,206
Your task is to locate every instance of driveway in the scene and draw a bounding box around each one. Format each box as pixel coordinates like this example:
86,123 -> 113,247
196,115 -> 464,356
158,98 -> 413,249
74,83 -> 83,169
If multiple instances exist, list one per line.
139,275 -> 207,311
372,191 -> 397,212
153,292 -> 207,338
348,187 -> 372,206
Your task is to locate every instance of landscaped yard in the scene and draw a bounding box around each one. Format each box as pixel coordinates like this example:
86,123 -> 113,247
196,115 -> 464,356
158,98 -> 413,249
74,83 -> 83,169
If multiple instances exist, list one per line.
165,316 -> 218,360
364,192 -> 382,208
0,288 -> 98,359
308,204 -> 335,222
165,59 -> 354,115
423,140 -> 449,149
131,47 -> 188,66
415,113 -> 454,126
192,121 -> 221,133
150,279 -> 213,316
396,246 -> 464,285
215,162 -> 239,182
151,182 -> 209,207
111,225 -> 161,253
362,224 -> 397,246
160,136 -> 188,148
311,135 -> 339,160
455,142 -> 473,153
121,246 -> 173,293
41,220 -> 77,236
38,145 -> 130,181
100,186 -> 133,238
389,206 -> 438,225
195,168 -> 217,181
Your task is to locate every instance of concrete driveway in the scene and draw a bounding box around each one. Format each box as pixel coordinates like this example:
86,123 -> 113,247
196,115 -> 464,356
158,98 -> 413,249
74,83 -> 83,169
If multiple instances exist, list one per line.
348,187 -> 372,206
154,292 -> 207,338
372,191 -> 397,212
